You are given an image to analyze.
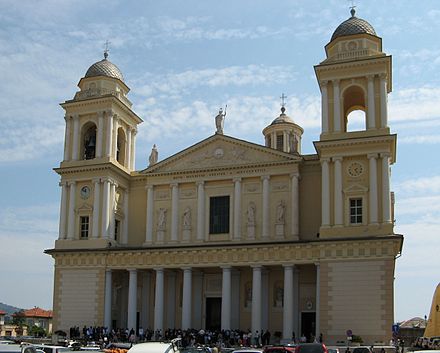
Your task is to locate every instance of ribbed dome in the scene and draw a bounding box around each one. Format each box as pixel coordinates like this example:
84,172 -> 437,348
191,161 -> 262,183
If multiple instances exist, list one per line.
271,107 -> 294,125
85,55 -> 124,82
331,10 -> 376,41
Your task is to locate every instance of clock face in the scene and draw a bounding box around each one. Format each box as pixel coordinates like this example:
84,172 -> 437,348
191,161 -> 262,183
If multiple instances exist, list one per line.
348,162 -> 364,177
80,186 -> 91,199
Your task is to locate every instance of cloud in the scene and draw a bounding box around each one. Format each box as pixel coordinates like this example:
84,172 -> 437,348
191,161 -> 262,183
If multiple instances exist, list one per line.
394,175 -> 440,196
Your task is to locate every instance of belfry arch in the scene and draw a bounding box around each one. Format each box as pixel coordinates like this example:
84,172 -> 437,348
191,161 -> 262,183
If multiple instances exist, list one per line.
81,122 -> 97,160
342,84 -> 366,132
116,127 -> 126,166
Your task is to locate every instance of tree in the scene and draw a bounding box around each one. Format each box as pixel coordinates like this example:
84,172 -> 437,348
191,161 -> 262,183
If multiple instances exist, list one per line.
29,325 -> 47,337
12,310 -> 26,335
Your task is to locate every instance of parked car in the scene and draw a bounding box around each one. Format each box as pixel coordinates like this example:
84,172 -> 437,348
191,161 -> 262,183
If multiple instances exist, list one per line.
294,343 -> 328,353
264,345 -> 296,353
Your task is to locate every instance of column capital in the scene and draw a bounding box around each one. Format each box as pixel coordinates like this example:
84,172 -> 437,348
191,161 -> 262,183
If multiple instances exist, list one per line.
314,262 -> 320,267
170,182 -> 179,188
196,181 -> 205,186
282,264 -> 294,269
97,111 -> 105,118
92,178 -> 101,184
181,267 -> 192,272
332,79 -> 340,86
131,128 -> 138,136
320,157 -> 330,164
105,268 -> 112,274
154,267 -> 164,272
221,265 -> 232,270
145,184 -> 154,191
320,80 -> 328,88
59,181 -> 68,187
332,156 -> 343,162
127,268 -> 137,273
106,110 -> 114,118
64,115 -> 71,122
251,265 -> 263,270
67,180 -> 76,186
368,153 -> 379,160
290,173 -> 300,180
72,113 -> 79,120
380,152 -> 391,158
379,73 -> 388,80
232,177 -> 242,183
367,74 -> 376,81
261,175 -> 270,181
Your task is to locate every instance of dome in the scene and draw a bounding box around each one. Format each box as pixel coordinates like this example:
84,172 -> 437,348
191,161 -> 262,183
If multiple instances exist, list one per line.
331,9 -> 377,41
84,53 -> 124,82
271,107 -> 294,125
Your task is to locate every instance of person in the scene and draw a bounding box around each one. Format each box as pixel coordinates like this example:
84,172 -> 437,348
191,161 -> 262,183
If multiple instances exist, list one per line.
319,333 -> 323,343
215,107 -> 226,134
149,144 -> 158,166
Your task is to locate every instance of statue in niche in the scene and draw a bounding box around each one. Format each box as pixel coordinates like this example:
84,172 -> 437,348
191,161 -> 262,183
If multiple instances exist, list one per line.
247,202 -> 256,226
274,283 -> 284,307
157,208 -> 167,229
245,282 -> 252,308
289,132 -> 298,153
215,106 -> 227,134
276,200 -> 286,224
182,207 -> 191,228
149,144 -> 158,166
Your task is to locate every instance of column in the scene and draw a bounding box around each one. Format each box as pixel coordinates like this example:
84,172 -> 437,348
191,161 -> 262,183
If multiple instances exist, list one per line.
380,74 -> 388,128
333,80 -> 341,132
320,81 -> 329,133
166,272 -> 176,329
381,153 -> 392,223
71,114 -> 80,160
251,266 -> 262,336
283,265 -> 294,340
92,178 -> 101,238
271,132 -> 276,149
182,267 -> 192,330
101,179 -> 111,238
261,176 -> 270,239
233,178 -> 242,240
221,266 -> 232,330
122,189 -> 129,244
96,111 -> 104,158
126,128 -> 132,169
290,173 -> 299,238
369,153 -> 379,224
112,116 -> 119,159
283,131 -> 288,152
145,185 -> 154,244
58,182 -> 68,239
154,268 -> 164,332
196,181 -> 205,241
333,157 -> 343,226
67,181 -> 76,239
141,272 -> 151,330
127,269 -> 137,331
171,183 -> 179,242
192,271 -> 204,329
315,263 -> 321,339
109,181 -> 117,240
367,75 -> 376,129
105,111 -> 114,158
130,129 -> 137,170
293,266 -> 300,340
63,116 -> 71,161
104,269 -> 112,329
321,159 -> 330,227
231,270 -> 241,329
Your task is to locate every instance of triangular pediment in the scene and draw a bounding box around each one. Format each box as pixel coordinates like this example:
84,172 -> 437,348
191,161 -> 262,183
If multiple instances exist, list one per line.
142,134 -> 300,174
343,183 -> 369,194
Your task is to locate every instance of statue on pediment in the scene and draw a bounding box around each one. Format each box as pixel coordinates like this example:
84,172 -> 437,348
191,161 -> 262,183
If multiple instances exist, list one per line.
149,144 -> 158,166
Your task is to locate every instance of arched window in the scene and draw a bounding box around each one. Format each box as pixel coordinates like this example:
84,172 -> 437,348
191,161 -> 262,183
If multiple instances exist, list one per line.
116,127 -> 126,166
343,85 -> 366,132
81,123 -> 97,160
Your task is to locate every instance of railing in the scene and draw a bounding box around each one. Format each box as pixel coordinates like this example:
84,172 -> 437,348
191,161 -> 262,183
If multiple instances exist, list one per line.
74,88 -> 132,107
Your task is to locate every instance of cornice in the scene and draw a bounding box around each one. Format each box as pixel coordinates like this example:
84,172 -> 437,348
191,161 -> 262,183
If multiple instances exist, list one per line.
54,161 -> 131,181
315,54 -> 391,73
314,134 -> 396,150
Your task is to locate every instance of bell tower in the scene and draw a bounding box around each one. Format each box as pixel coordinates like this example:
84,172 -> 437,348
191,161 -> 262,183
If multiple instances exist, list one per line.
55,52 -> 142,249
314,9 -> 396,238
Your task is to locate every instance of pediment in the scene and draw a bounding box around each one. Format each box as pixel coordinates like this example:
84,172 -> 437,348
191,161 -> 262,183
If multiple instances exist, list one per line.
142,134 -> 299,174
343,183 -> 368,194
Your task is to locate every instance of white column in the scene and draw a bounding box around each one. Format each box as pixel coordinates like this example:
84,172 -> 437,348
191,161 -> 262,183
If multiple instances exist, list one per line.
293,266 -> 300,340
130,129 -> 137,170
283,265 -> 294,340
104,269 -> 112,329
96,111 -> 104,158
369,153 -> 379,225
122,189 -> 129,244
154,268 -> 164,332
145,185 -> 154,244
271,132 -> 276,149
171,183 -> 179,242
182,267 -> 192,330
261,176 -> 270,239
380,74 -> 388,128
333,80 -> 341,132
290,173 -> 300,238
92,178 -> 101,238
105,111 -> 114,158
367,75 -> 376,129
71,114 -> 80,160
381,153 -> 392,223
233,178 -> 242,240
63,116 -> 71,161
101,179 -> 111,238
127,269 -> 137,331
315,263 -> 321,339
126,128 -> 132,169
320,81 -> 329,133
283,131 -> 288,152
67,181 -> 76,239
141,272 -> 151,330
112,116 -> 119,159
251,266 -> 262,336
221,266 -> 232,330
321,159 -> 330,227
109,181 -> 117,240
333,157 -> 343,226
58,181 -> 68,239
196,181 -> 205,241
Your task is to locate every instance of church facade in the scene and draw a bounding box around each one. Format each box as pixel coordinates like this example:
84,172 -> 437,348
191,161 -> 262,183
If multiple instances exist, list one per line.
47,10 -> 403,345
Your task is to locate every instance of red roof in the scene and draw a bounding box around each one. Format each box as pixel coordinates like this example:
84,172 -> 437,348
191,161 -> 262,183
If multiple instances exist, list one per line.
0,310 -> 6,315
23,307 -> 53,318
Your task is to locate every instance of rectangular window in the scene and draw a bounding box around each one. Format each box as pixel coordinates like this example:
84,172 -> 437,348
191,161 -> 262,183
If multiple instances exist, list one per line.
276,134 -> 283,151
114,219 -> 120,242
80,216 -> 89,238
209,196 -> 230,234
350,198 -> 363,224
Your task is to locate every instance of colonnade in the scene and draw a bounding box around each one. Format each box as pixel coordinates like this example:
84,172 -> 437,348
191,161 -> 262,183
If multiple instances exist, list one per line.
144,174 -> 300,244
103,263 -> 320,339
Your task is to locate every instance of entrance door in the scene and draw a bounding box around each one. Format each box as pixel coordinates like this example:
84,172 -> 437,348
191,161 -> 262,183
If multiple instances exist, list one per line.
206,297 -> 221,330
301,312 -> 316,342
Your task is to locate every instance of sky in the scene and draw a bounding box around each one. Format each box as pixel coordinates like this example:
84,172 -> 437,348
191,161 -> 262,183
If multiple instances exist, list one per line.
0,0 -> 439,324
